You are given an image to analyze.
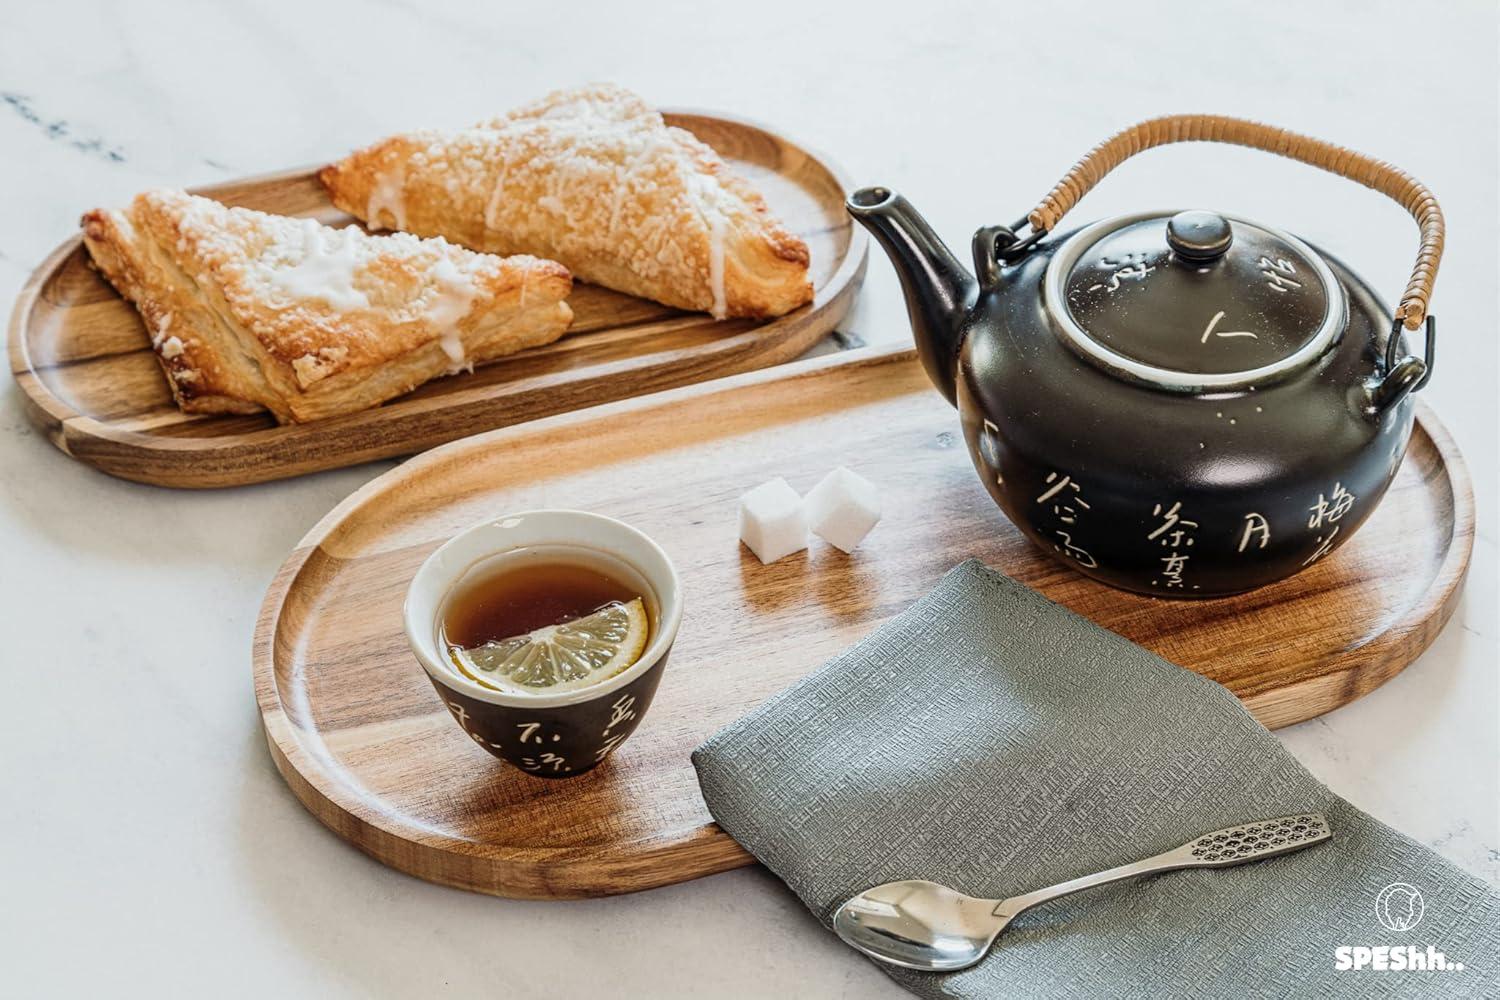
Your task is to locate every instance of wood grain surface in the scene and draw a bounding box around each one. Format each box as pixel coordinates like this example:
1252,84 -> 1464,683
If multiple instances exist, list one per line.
252,347 -> 1473,899
8,112 -> 866,488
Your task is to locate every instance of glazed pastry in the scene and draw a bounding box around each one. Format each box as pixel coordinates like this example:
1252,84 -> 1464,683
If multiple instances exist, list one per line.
81,190 -> 573,423
319,83 -> 813,320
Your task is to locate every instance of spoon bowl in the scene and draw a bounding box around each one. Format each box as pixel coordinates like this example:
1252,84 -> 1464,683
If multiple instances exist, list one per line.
832,879 -> 1004,971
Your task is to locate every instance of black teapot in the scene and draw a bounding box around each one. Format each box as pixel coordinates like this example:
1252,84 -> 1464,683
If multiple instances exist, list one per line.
848,115 -> 1443,597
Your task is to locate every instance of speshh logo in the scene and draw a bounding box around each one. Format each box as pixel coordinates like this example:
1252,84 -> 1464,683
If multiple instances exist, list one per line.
1375,882 -> 1425,932
1332,882 -> 1466,974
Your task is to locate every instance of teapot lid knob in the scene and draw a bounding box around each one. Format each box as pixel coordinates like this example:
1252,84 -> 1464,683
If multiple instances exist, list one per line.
1166,210 -> 1233,262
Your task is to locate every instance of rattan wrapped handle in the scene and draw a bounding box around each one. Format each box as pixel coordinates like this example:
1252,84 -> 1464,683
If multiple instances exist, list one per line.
1028,114 -> 1443,329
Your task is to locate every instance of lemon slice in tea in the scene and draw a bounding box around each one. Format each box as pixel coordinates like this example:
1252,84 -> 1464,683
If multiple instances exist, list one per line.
452,598 -> 649,694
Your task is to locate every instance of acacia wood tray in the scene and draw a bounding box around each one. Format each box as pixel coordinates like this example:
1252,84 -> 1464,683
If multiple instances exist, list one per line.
8,112 -> 865,488
252,347 -> 1473,899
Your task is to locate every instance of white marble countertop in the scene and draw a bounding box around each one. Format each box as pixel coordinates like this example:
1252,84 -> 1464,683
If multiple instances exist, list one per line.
1,2 -> 1495,995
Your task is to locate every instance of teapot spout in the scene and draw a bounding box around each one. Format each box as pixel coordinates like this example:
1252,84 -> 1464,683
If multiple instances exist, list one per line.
847,187 -> 976,405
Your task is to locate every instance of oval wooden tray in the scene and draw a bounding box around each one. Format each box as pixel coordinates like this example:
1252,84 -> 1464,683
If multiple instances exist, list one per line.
8,112 -> 865,488
253,347 -> 1473,899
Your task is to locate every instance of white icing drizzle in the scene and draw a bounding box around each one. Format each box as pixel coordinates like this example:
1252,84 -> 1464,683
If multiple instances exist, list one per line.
267,220 -> 372,311
158,335 -> 185,359
706,213 -> 727,320
425,251 -> 480,372
438,331 -> 467,371
685,172 -> 730,319
482,146 -> 511,232
366,165 -> 408,231
150,312 -> 173,348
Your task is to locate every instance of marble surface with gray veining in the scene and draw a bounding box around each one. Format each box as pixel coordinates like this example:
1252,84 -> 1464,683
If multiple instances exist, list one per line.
0,2 -> 1494,996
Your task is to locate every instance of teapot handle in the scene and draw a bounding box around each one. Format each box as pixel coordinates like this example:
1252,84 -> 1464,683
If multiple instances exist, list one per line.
1021,114 -> 1443,332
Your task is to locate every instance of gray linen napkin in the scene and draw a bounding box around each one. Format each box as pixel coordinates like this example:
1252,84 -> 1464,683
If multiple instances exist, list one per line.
693,560 -> 1499,998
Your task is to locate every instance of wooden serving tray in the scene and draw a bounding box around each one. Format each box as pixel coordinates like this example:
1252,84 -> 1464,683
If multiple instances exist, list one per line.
8,112 -> 865,488
253,347 -> 1473,899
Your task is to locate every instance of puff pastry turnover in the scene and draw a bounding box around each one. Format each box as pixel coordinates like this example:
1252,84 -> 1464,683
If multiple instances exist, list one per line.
81,190 -> 573,423
319,84 -> 813,320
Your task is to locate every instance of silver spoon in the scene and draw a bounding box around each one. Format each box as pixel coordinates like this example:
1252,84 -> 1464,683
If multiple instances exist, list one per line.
833,812 -> 1331,972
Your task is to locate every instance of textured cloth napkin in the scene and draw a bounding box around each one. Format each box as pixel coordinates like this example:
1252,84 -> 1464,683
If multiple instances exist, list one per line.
693,560 -> 1500,998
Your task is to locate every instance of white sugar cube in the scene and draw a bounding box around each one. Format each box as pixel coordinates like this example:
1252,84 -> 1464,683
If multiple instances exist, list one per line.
805,466 -> 882,553
738,477 -> 808,564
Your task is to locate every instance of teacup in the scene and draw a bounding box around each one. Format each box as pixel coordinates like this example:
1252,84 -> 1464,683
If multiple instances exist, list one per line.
404,510 -> 682,779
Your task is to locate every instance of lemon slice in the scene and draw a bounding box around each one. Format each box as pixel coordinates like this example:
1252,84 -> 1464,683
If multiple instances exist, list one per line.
451,598 -> 648,694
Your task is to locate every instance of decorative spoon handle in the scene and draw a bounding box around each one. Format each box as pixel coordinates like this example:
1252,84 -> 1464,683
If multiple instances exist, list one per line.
992,813 -> 1331,920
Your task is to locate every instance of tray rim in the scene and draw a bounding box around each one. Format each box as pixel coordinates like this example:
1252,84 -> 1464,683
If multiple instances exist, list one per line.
251,344 -> 1475,898
7,109 -> 868,487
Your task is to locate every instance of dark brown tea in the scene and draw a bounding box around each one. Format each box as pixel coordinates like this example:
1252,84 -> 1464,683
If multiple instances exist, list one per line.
444,558 -> 641,647
439,546 -> 654,695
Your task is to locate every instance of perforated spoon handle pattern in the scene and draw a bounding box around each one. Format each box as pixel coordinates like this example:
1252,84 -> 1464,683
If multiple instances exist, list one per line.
994,813 -> 1332,919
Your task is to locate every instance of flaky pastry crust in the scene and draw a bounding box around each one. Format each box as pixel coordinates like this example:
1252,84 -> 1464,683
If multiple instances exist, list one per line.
81,190 -> 573,423
319,83 -> 812,320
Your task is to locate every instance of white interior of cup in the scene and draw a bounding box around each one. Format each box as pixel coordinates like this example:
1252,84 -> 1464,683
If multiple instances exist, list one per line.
404,510 -> 683,708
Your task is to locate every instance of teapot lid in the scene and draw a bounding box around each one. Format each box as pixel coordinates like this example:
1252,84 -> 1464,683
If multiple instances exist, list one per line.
1045,210 -> 1347,390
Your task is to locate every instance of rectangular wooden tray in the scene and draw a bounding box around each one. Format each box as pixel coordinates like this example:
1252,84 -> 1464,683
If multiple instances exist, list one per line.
253,346 -> 1471,898
9,112 -> 865,487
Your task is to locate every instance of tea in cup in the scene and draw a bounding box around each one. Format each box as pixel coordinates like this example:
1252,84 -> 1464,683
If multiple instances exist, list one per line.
404,510 -> 682,778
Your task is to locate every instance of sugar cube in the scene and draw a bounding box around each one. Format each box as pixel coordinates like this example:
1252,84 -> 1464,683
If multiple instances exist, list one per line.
805,466 -> 882,553
738,477 -> 808,563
